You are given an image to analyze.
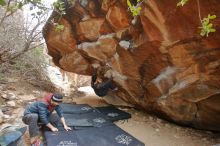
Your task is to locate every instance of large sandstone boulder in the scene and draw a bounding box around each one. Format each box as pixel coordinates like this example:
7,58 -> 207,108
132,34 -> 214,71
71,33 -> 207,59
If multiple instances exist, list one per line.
43,0 -> 220,131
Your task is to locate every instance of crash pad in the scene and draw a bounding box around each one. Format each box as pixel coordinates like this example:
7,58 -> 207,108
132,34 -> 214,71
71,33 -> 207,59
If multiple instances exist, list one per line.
44,124 -> 145,146
60,103 -> 94,114
95,106 -> 131,122
44,131 -> 78,146
58,111 -> 112,128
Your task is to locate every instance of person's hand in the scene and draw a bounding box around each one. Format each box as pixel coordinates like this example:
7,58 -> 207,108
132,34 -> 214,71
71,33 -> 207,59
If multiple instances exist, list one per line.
50,127 -> 58,132
64,125 -> 72,131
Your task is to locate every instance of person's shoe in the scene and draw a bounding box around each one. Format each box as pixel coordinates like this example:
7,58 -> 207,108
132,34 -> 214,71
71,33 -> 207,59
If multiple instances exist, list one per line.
82,14 -> 90,21
31,139 -> 42,146
112,87 -> 118,91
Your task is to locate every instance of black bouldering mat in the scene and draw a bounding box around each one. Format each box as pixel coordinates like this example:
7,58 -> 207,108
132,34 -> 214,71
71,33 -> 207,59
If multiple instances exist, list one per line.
73,126 -> 94,130
95,106 -> 131,122
44,124 -> 145,146
76,125 -> 145,146
56,110 -> 113,128
60,103 -> 94,114
44,131 -> 78,146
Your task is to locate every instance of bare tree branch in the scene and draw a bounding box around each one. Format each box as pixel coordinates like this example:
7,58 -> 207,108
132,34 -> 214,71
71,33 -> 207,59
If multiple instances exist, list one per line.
0,6 -> 50,64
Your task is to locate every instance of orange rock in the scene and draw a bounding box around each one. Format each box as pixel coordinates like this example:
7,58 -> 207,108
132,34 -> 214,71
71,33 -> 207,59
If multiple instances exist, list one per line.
106,3 -> 131,31
77,18 -> 113,41
43,0 -> 220,132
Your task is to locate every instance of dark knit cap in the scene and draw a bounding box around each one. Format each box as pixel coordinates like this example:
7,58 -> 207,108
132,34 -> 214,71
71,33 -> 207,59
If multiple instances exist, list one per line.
51,94 -> 63,102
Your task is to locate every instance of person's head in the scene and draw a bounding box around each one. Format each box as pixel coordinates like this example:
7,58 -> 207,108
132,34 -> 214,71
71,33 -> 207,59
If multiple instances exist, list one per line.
50,94 -> 63,106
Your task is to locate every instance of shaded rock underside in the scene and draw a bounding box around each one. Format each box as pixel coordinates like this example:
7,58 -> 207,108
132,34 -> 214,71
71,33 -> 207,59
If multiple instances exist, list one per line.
43,0 -> 220,131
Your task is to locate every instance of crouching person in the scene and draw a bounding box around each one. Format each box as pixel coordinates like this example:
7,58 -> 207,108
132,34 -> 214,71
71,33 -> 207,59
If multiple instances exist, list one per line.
22,93 -> 71,146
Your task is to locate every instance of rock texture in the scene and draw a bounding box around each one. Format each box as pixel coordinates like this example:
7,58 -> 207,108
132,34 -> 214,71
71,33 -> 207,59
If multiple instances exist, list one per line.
43,0 -> 220,131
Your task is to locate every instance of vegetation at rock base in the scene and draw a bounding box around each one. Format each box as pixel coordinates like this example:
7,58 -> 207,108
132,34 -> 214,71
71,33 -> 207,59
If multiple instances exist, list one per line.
177,0 -> 189,6
127,0 -> 142,17
52,0 -> 75,32
126,0 -> 218,37
177,0 -> 217,37
199,14 -> 216,37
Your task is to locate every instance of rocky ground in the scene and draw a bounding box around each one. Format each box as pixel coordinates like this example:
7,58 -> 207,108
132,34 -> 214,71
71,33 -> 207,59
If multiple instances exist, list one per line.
0,77 -> 220,146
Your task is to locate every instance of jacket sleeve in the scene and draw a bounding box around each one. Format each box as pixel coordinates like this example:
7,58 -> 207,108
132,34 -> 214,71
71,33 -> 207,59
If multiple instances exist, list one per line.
55,105 -> 63,118
38,102 -> 49,125
91,74 -> 97,88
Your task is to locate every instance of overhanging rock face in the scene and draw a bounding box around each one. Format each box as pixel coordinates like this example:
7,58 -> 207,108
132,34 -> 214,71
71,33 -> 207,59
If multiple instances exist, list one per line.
43,0 -> 220,131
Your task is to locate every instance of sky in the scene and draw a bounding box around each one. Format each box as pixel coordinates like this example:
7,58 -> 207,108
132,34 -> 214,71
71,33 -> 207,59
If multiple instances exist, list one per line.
23,0 -> 56,22
23,0 -> 56,32
42,0 -> 56,8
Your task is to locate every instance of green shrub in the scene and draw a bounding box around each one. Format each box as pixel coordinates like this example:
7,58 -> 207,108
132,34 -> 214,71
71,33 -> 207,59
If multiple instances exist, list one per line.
177,0 -> 217,37
200,14 -> 216,37
127,0 -> 142,17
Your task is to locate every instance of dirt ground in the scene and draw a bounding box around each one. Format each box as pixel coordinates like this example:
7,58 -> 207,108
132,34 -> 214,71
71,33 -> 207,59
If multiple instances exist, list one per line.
0,81 -> 220,146
73,95 -> 220,146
